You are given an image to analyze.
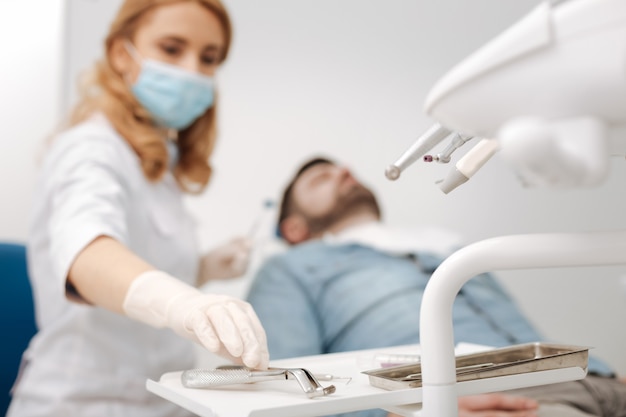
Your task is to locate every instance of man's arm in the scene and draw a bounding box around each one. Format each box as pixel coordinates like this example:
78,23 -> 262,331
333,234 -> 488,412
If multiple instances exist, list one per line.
246,257 -> 323,359
457,394 -> 538,416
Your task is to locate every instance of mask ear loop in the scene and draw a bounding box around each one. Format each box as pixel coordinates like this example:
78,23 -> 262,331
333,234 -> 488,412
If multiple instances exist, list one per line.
124,40 -> 143,63
122,40 -> 143,84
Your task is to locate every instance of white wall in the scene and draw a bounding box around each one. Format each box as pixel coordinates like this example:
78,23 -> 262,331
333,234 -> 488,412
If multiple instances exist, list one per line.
196,0 -> 626,375
0,0 -> 65,242
12,0 -> 626,375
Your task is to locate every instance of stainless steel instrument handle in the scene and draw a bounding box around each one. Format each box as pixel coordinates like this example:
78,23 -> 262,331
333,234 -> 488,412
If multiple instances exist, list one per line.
181,368 -> 286,388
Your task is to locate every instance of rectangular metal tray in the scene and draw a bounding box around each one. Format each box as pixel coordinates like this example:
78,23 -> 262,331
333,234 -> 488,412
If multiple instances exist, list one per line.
363,342 -> 589,391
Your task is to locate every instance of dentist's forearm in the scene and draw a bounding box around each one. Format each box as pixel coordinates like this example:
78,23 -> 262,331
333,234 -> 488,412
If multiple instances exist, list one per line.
68,235 -> 153,313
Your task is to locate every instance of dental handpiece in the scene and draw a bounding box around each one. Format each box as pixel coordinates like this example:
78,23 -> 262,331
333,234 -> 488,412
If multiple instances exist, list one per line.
423,133 -> 474,163
438,138 -> 500,194
385,122 -> 453,181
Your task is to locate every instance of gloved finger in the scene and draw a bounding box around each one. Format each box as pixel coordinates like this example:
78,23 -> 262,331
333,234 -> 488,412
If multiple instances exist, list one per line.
223,238 -> 252,259
225,302 -> 269,369
230,251 -> 250,276
238,301 -> 268,346
204,304 -> 245,358
188,310 -> 222,353
232,237 -> 253,250
239,302 -> 270,368
216,347 -> 247,366
213,241 -> 252,279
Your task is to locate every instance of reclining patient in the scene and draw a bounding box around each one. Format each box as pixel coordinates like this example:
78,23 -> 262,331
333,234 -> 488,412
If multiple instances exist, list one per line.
246,156 -> 626,417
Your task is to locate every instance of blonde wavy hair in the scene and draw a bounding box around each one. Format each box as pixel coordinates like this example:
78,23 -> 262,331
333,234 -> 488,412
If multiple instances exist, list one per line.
68,0 -> 232,193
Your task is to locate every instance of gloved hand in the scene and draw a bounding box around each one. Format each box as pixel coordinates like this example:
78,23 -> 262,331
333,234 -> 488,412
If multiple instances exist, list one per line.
123,270 -> 269,369
200,237 -> 252,282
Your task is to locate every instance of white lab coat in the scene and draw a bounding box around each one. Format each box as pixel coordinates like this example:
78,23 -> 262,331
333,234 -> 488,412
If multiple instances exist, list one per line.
8,114 -> 200,417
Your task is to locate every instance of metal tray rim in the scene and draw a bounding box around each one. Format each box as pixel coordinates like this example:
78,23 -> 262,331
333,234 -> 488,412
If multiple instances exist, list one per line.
363,342 -> 590,391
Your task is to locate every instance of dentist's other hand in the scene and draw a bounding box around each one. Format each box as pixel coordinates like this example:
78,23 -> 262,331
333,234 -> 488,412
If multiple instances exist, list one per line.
123,270 -> 269,369
200,237 -> 252,282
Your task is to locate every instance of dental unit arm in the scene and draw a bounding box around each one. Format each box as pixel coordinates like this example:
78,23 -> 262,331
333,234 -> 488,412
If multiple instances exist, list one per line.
388,0 -> 626,193
384,0 -> 626,416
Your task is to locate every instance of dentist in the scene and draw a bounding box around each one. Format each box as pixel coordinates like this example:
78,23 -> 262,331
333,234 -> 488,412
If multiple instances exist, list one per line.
8,1 -> 268,416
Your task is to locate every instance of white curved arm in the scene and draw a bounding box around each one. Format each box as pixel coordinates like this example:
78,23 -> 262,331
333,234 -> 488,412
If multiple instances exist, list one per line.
419,229 -> 626,417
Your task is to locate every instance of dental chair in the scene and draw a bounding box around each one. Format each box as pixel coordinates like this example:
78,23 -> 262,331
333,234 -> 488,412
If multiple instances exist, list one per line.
0,242 -> 37,416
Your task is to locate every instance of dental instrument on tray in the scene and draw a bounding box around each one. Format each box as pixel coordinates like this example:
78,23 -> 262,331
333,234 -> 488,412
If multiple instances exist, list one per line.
180,366 -> 336,398
373,353 -> 421,367
387,0 -> 626,192
311,374 -> 353,384
214,364 -> 352,384
356,352 -> 422,371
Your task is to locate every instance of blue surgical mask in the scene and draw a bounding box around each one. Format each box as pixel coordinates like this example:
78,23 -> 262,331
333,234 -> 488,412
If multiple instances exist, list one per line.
125,41 -> 215,130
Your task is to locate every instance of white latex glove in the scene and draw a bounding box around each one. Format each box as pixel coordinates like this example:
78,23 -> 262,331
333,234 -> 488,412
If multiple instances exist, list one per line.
200,237 -> 252,281
123,270 -> 269,369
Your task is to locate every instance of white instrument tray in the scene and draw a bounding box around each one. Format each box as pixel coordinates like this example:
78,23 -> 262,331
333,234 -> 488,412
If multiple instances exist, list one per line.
147,343 -> 587,417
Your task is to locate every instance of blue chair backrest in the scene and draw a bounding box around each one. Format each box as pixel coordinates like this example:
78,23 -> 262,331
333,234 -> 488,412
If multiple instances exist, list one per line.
0,242 -> 37,416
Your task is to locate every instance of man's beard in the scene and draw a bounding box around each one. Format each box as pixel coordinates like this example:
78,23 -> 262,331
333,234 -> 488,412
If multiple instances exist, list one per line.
304,184 -> 381,236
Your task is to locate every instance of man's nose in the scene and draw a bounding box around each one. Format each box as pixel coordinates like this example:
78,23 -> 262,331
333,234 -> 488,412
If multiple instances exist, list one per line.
337,166 -> 352,177
336,166 -> 354,181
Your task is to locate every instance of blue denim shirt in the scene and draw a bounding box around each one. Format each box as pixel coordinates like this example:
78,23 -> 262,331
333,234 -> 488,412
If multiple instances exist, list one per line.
247,241 -> 614,417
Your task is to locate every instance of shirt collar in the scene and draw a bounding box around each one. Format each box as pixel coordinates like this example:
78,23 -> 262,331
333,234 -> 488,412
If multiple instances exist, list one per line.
322,220 -> 463,258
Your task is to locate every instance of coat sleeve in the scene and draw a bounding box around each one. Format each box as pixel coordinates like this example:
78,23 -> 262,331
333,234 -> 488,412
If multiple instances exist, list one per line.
43,133 -> 133,301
